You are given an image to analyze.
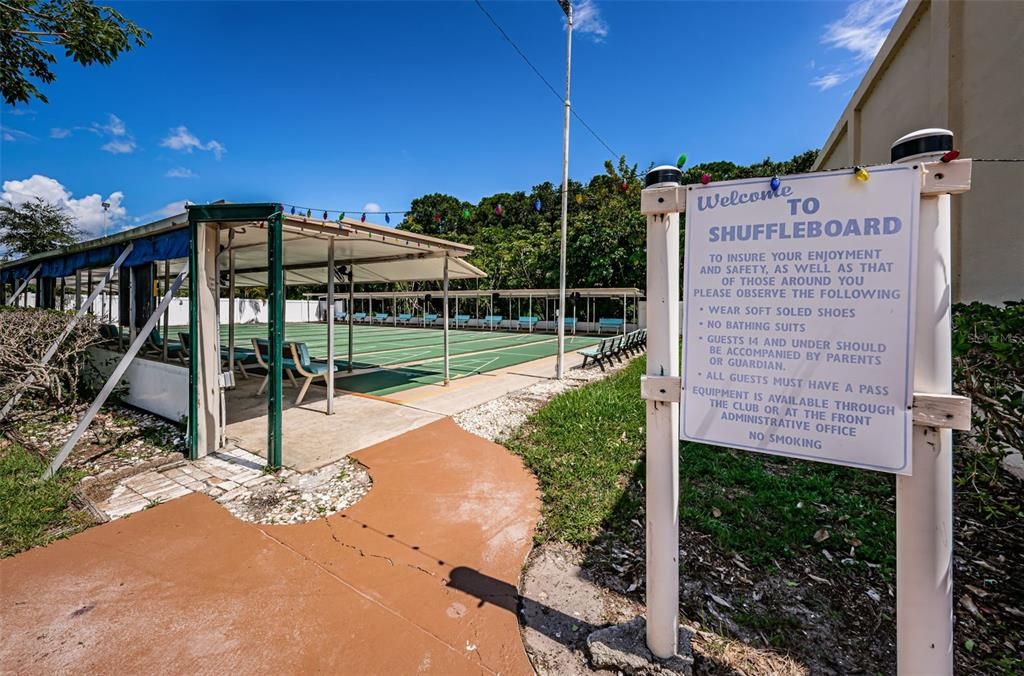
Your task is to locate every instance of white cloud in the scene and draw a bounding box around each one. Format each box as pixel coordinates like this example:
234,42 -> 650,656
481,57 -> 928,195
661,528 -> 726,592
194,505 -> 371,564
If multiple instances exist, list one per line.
161,125 -> 226,160
83,113 -> 137,153
165,167 -> 197,179
810,72 -> 850,91
154,200 -> 188,218
50,127 -> 71,139
102,138 -> 136,154
569,0 -> 608,41
1,175 -> 126,236
822,0 -> 906,61
363,202 -> 381,213
93,113 -> 127,137
1,125 -> 32,142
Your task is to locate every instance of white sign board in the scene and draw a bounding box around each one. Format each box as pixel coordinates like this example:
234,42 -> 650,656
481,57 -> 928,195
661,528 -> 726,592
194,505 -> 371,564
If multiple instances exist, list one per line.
681,166 -> 920,474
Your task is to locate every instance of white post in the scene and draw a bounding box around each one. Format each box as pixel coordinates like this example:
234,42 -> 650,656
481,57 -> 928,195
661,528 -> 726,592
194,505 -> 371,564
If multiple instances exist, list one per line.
898,197 -> 954,673
347,267 -> 354,372
891,129 -> 958,675
326,237 -> 335,414
643,170 -> 681,658
443,254 -> 450,385
555,1 -> 572,379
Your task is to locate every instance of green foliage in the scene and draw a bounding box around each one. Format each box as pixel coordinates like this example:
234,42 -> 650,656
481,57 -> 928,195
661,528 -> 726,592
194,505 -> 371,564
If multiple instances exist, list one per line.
0,197 -> 80,256
952,301 -> 1024,454
0,442 -> 90,557
0,0 -> 150,105
398,151 -> 818,293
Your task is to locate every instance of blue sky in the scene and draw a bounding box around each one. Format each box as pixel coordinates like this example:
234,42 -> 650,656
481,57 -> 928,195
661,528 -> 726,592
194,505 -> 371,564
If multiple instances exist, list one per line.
0,0 -> 905,237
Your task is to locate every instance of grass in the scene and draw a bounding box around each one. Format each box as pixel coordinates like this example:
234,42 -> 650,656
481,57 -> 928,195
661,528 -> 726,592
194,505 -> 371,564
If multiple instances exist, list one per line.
0,442 -> 92,558
507,356 -> 896,573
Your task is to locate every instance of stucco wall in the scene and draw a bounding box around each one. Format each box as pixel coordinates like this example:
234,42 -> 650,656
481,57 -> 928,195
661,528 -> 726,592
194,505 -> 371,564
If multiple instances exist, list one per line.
814,0 -> 1024,303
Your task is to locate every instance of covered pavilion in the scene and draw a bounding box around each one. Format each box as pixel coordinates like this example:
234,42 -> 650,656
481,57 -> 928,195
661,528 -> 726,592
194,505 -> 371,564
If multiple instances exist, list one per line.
0,203 -> 484,475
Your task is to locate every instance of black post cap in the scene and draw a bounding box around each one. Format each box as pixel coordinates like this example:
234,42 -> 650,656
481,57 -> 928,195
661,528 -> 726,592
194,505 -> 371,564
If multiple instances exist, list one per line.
645,165 -> 683,189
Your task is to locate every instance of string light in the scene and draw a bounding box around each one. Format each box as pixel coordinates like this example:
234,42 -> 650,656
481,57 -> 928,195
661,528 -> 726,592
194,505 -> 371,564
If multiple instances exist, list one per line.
322,211 -> 328,220
306,209 -> 311,217
495,203 -> 503,216
941,150 -> 960,163
700,173 -> 711,185
677,153 -> 687,169
534,198 -> 542,212
385,213 -> 390,224
770,176 -> 781,192
854,166 -> 870,182
361,212 -> 367,222
462,208 -> 470,219
290,206 -> 296,215
575,194 -> 583,204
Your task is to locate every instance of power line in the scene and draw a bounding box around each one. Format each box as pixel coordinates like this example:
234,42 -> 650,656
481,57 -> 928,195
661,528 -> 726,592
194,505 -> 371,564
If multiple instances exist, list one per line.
472,0 -> 619,159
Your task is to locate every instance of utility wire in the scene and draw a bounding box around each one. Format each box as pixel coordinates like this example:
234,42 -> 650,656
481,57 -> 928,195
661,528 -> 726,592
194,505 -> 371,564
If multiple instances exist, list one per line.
473,0 -> 619,159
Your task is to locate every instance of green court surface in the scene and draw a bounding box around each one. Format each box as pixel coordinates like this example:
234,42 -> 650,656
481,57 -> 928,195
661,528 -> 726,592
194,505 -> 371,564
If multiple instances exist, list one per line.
177,322 -> 604,396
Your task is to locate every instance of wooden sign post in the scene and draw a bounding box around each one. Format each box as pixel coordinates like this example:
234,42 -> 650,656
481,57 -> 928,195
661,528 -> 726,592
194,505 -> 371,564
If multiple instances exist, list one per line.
640,131 -> 971,673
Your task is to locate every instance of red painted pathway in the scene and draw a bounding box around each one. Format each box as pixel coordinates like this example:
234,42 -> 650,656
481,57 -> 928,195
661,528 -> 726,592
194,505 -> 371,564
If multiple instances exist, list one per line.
0,418 -> 540,675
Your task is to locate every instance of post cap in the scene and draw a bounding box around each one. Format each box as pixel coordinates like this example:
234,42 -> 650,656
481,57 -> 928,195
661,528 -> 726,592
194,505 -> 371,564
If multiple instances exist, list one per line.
645,165 -> 683,189
891,128 -> 954,163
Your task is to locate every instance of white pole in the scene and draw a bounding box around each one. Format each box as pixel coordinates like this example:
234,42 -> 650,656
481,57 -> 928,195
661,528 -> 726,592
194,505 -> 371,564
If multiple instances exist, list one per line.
326,237 -> 335,414
556,1 -> 572,379
443,254 -> 450,385
347,268 -> 354,372
897,194 -> 954,673
643,173 -> 681,659
226,236 -> 234,370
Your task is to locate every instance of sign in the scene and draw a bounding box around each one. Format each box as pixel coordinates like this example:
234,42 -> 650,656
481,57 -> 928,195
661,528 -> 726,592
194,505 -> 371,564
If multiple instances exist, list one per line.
680,166 -> 920,473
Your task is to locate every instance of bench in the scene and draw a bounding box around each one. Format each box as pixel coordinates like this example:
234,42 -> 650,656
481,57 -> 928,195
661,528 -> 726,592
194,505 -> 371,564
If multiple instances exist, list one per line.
352,312 -> 368,323
396,313 -> 414,324
517,315 -> 539,331
371,312 -> 390,324
483,315 -> 503,330
562,317 -> 577,335
450,313 -> 471,328
597,317 -> 625,334
422,313 -> 439,326
579,329 -> 646,370
334,310 -> 347,322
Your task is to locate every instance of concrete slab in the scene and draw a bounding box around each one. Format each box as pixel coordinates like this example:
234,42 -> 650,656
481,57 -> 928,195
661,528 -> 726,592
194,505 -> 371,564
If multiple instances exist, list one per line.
224,385 -> 442,472
0,418 -> 540,675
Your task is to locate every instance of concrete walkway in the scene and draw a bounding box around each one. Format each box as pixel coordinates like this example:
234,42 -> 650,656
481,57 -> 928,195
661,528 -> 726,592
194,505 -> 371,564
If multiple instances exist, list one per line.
0,419 -> 540,675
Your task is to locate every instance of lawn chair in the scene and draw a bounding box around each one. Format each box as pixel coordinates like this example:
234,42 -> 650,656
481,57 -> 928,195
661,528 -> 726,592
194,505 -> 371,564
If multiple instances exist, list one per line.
251,337 -> 299,395
98,324 -> 120,343
179,332 -> 256,378
147,327 -> 185,362
288,341 -> 338,405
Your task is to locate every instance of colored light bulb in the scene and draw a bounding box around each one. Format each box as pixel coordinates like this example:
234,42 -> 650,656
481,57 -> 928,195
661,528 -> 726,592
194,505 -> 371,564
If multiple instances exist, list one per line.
575,194 -> 583,204
385,213 -> 390,224
361,212 -> 366,222
621,180 -> 628,192
290,206 -> 296,215
854,166 -> 870,182
495,204 -> 503,215
941,150 -> 960,163
770,176 -> 781,192
676,153 -> 687,169
306,209 -> 311,217
534,198 -> 542,212
462,208 -> 470,219
322,211 -> 328,220
700,173 -> 711,185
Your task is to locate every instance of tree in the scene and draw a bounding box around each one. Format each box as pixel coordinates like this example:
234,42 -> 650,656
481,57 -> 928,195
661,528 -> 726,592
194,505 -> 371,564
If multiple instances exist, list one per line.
0,197 -> 80,256
0,0 -> 149,105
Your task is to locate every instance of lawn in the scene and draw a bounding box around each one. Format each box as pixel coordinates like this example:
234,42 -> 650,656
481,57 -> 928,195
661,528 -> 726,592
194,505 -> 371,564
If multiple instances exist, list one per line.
506,352 -> 1021,674
0,441 -> 92,558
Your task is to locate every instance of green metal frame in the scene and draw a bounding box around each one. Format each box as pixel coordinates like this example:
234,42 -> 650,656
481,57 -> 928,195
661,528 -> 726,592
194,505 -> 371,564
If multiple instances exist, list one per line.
267,211 -> 284,468
186,203 -> 282,466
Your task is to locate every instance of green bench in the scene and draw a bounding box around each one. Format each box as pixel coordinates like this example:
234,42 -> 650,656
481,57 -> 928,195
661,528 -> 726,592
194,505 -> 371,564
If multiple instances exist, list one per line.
579,328 -> 646,370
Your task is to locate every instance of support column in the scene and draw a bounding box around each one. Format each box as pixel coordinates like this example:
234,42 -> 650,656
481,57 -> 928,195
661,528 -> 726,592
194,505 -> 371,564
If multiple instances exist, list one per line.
75,269 -> 82,311
227,235 -> 235,371
347,267 -> 354,372
87,269 -> 94,315
163,260 -> 171,362
643,179 -> 681,659
443,254 -> 450,385
267,212 -> 284,468
326,237 -> 335,414
897,192 -> 954,674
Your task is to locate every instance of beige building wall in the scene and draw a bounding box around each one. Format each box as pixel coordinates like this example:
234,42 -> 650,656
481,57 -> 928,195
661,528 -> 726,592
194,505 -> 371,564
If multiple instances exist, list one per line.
814,0 -> 1024,304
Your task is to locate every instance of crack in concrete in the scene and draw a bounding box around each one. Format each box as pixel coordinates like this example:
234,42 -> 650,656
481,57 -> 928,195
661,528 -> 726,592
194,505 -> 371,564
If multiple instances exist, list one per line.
325,517 -> 395,566
255,527 -> 498,675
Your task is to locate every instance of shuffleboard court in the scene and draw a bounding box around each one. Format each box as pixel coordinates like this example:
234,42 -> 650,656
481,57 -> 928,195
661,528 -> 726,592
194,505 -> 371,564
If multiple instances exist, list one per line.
170,322 -> 603,396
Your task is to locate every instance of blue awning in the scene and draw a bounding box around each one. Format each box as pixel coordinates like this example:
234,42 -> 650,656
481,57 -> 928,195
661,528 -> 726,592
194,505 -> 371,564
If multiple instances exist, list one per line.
1,228 -> 189,283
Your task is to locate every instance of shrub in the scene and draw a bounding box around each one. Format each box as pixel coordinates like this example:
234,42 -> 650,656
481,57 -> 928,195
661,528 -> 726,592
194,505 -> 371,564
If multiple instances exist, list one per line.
0,307 -> 104,413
